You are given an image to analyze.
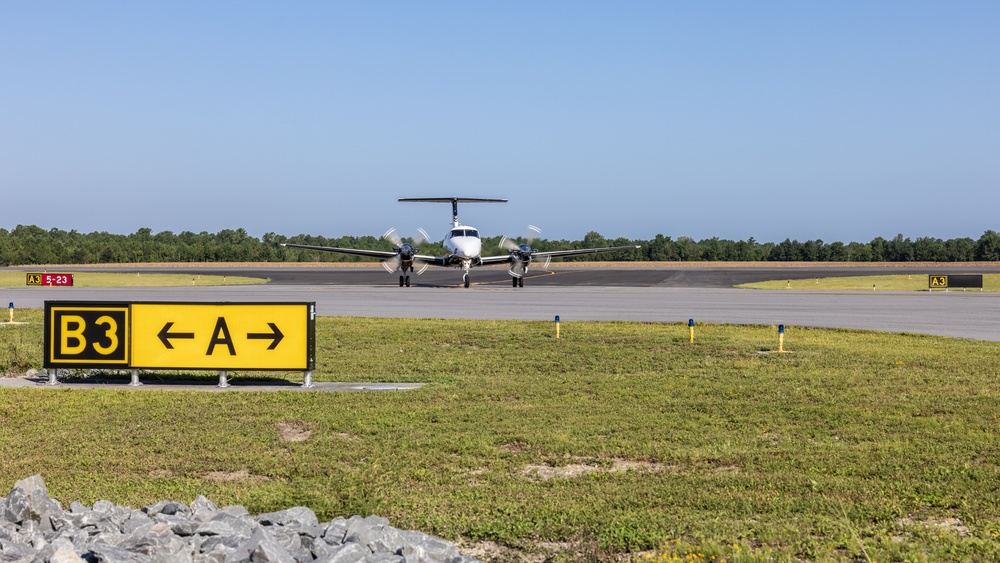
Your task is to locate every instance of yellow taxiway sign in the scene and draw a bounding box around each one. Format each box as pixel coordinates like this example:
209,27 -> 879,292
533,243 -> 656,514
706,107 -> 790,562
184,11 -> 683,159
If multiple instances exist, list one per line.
44,302 -> 315,371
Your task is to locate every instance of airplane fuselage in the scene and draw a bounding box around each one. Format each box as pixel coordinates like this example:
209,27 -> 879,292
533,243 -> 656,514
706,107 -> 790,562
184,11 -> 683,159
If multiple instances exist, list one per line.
443,225 -> 483,271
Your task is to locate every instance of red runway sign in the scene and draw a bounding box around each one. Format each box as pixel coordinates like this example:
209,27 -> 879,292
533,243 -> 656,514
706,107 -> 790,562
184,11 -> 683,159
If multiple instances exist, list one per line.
26,273 -> 75,286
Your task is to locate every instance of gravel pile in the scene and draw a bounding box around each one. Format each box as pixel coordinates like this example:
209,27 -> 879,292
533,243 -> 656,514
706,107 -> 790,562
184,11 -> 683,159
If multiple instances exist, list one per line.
0,475 -> 478,562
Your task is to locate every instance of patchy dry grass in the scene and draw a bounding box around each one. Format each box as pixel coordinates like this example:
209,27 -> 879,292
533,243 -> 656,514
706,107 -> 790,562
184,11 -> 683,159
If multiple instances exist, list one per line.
1,314 -> 999,561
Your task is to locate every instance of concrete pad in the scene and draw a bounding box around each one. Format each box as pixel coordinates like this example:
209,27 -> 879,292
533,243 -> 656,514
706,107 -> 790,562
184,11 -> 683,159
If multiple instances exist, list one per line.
0,376 -> 423,392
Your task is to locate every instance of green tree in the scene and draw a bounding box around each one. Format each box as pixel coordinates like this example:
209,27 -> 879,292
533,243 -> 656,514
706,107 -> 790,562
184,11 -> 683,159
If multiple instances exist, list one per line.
768,239 -> 802,261
869,237 -> 887,261
913,237 -> 945,261
975,230 -> 1000,261
646,234 -> 676,261
699,237 -> 724,261
944,237 -> 975,262
675,237 -> 700,261
827,241 -> 848,261
886,234 -> 914,262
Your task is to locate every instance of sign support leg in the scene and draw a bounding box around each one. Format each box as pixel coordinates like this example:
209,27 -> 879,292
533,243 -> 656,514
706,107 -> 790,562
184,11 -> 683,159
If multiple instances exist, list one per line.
218,370 -> 229,388
129,369 -> 142,387
47,369 -> 58,386
303,371 -> 314,388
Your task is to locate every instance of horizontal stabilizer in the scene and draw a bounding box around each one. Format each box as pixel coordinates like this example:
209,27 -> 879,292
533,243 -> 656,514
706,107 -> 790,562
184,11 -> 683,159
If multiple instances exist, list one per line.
398,198 -> 507,203
399,197 -> 507,226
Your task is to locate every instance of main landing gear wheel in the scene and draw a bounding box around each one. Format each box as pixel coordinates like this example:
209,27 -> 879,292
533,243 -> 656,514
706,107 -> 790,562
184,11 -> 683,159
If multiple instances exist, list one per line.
399,276 -> 405,287
464,274 -> 470,288
404,275 -> 411,287
518,277 -> 524,287
512,277 -> 518,287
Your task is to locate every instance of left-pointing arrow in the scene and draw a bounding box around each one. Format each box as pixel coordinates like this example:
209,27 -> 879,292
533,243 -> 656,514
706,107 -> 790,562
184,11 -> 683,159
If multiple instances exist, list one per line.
158,322 -> 195,349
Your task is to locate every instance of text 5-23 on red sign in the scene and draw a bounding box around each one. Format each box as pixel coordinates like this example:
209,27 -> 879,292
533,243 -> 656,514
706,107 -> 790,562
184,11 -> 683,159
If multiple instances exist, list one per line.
41,274 -> 74,286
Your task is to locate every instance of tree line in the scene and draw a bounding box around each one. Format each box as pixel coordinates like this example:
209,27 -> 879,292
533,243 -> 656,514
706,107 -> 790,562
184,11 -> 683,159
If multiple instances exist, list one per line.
1,224 -> 999,265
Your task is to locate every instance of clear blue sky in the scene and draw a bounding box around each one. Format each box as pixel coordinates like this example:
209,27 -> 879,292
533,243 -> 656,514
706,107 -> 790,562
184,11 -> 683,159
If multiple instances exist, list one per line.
2,1 -> 997,244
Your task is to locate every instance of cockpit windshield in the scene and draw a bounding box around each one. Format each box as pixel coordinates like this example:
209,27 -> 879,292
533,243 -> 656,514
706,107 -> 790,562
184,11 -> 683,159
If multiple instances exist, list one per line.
449,229 -> 480,238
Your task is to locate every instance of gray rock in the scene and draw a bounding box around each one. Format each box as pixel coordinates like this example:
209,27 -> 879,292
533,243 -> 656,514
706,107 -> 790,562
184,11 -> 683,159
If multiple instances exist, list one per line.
220,505 -> 251,519
79,509 -> 120,534
86,542 -> 153,562
199,534 -> 244,551
156,513 -> 203,536
191,495 -> 218,512
193,553 -> 228,563
225,527 -> 297,563
314,542 -> 368,563
196,519 -> 242,538
0,538 -> 36,563
122,511 -> 153,534
118,521 -> 187,556
91,530 -> 127,547
398,533 -> 463,563
256,506 -> 319,528
4,474 -> 62,525
94,499 -> 116,513
0,476 -> 478,563
49,541 -> 87,563
190,495 -> 220,523
208,509 -> 256,538
17,517 -> 40,536
320,518 -> 350,545
111,505 -> 138,527
268,525 -> 312,561
197,534 -> 242,561
305,534 -> 338,559
143,500 -> 189,517
345,516 -> 405,554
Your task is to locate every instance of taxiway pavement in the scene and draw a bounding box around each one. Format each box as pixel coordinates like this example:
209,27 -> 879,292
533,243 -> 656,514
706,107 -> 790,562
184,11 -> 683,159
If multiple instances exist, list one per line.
4,265 -> 1000,341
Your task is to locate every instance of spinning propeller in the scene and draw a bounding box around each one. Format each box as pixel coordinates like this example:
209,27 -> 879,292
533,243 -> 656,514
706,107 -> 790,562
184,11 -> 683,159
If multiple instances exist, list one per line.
499,225 -> 549,278
381,228 -> 431,275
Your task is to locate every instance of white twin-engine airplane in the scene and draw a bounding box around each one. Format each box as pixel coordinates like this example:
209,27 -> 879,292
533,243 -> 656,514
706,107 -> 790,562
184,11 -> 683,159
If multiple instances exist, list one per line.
282,197 -> 640,288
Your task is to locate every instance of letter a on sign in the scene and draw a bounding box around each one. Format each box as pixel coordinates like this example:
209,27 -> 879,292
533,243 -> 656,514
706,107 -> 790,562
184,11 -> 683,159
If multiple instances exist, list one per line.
206,317 -> 237,355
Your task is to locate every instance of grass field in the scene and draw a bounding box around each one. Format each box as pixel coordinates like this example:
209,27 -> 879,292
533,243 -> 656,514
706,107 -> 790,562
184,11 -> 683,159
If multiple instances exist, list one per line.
1,311 -> 999,561
738,274 -> 1000,292
0,271 -> 267,288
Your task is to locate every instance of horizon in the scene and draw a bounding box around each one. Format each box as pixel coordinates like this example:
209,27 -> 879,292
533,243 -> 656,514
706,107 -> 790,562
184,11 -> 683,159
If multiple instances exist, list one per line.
2,221 -> 997,247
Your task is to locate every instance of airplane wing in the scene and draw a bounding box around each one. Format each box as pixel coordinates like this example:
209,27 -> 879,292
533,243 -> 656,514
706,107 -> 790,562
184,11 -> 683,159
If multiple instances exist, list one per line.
281,244 -> 448,266
479,245 -> 641,265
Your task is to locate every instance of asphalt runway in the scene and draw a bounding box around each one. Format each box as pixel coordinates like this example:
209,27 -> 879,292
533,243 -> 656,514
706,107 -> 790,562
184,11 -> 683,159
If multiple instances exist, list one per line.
6,264 -> 1000,341
53,263 -> 1000,288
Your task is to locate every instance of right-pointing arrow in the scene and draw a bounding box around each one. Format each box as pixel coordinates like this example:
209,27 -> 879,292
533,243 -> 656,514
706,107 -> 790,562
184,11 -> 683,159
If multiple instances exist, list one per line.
247,323 -> 284,350
158,322 -> 195,349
